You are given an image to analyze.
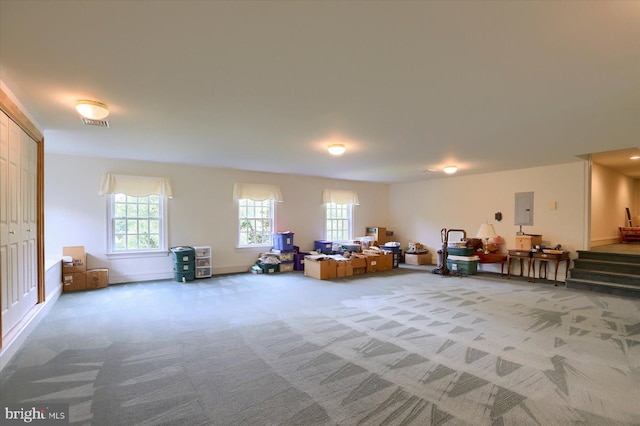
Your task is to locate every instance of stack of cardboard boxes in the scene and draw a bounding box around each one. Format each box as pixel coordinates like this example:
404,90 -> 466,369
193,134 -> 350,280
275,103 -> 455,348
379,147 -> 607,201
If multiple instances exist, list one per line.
304,251 -> 394,280
62,246 -> 109,292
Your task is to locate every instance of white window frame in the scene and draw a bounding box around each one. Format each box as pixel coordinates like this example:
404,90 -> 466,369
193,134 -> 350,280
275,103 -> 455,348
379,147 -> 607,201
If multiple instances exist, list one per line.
106,193 -> 169,258
325,202 -> 354,242
237,198 -> 275,248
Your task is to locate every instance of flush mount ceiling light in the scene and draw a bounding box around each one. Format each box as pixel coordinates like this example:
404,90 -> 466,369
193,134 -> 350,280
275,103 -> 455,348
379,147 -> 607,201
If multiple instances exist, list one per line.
443,165 -> 458,174
328,144 -> 346,156
76,100 -> 109,120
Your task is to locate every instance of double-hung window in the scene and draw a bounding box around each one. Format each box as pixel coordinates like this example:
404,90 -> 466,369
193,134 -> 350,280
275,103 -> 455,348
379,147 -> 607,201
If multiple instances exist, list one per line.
99,174 -> 172,256
238,198 -> 274,247
323,189 -> 359,242
109,194 -> 167,252
233,183 -> 282,248
325,202 -> 353,241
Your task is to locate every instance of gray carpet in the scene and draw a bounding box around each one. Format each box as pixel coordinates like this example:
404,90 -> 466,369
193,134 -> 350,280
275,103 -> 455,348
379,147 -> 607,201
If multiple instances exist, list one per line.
590,242 -> 640,254
1,266 -> 639,425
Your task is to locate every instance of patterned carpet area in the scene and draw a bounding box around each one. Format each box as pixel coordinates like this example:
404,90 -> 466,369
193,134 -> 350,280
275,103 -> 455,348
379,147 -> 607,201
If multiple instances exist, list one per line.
1,267 -> 639,425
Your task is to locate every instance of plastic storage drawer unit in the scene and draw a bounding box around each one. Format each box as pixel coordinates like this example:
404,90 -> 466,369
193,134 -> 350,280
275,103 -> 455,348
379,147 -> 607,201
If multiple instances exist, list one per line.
170,246 -> 196,282
193,245 -> 212,279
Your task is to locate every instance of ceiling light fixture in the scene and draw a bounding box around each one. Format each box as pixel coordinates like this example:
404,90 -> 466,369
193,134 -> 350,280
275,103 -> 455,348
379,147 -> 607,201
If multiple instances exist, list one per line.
443,165 -> 458,174
76,100 -> 109,120
328,144 -> 346,156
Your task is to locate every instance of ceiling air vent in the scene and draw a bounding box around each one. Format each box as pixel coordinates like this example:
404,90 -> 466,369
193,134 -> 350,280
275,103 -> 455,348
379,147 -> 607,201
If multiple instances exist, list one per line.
81,118 -> 109,127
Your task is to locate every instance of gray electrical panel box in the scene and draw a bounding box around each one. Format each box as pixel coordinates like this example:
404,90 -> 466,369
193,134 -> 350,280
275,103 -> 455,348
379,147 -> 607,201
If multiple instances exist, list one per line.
514,192 -> 534,226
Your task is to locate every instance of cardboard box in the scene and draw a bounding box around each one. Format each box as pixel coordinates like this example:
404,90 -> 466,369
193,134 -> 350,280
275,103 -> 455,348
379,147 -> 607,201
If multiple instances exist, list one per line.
335,260 -> 353,278
304,256 -> 337,280
352,267 -> 367,275
350,255 -> 367,269
376,252 -> 393,271
346,262 -> 353,277
62,246 -> 87,273
515,235 -> 543,250
365,254 -> 380,273
63,272 -> 86,292
405,252 -> 432,265
86,269 -> 109,289
365,226 -> 388,245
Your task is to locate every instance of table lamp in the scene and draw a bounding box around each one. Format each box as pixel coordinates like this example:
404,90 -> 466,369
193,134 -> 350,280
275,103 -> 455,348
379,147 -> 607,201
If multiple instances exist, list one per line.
476,223 -> 497,254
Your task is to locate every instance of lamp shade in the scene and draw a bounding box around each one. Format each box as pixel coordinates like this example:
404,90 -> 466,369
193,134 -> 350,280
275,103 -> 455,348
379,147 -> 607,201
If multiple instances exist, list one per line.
76,100 -> 109,120
476,223 -> 497,239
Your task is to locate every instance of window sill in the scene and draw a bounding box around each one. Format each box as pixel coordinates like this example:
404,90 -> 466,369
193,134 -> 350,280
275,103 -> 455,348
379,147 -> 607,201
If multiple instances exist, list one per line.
106,250 -> 170,260
236,245 -> 272,251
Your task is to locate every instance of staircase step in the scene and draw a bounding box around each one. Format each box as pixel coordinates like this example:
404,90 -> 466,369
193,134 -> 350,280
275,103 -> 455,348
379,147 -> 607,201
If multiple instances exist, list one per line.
576,250 -> 640,265
573,258 -> 640,275
569,268 -> 640,287
565,278 -> 640,298
567,250 -> 640,298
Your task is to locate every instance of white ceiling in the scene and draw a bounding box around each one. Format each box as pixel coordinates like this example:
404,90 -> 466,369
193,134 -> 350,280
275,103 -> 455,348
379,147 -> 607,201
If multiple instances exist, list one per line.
1,1 -> 638,182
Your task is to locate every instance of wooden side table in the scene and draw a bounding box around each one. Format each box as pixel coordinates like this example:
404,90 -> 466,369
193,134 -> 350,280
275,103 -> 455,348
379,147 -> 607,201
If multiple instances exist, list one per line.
530,251 -> 571,286
476,252 -> 508,275
507,250 -> 532,280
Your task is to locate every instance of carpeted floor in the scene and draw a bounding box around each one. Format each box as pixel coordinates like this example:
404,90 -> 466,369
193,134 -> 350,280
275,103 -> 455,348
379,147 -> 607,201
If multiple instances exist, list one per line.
590,242 -> 640,254
1,266 -> 639,425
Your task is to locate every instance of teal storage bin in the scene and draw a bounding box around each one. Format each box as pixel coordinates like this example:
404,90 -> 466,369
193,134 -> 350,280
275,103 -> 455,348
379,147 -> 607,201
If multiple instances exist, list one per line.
257,263 -> 279,273
448,247 -> 474,256
447,258 -> 479,275
170,246 -> 195,263
174,269 -> 195,282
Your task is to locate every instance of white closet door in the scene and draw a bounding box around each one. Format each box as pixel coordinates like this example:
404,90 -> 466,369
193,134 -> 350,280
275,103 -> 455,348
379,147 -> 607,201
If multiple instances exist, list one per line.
0,111 -> 9,335
21,126 -> 38,308
1,111 -> 38,338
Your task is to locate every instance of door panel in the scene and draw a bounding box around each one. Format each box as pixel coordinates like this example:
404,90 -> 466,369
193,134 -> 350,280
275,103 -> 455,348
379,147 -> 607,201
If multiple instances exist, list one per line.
1,112 -> 38,338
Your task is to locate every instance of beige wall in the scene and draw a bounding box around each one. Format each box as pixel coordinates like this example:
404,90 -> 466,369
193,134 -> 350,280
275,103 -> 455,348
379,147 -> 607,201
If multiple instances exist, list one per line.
389,162 -> 588,278
590,162 -> 637,245
45,153 -> 389,283
44,154 -> 624,284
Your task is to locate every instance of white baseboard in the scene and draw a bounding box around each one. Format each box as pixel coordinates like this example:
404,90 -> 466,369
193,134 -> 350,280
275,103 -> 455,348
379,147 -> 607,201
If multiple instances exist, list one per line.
591,237 -> 619,247
108,267 -> 252,284
213,265 -> 251,275
109,271 -> 174,284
